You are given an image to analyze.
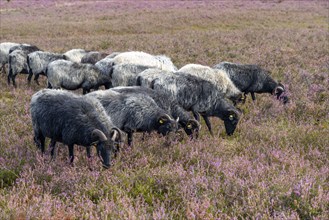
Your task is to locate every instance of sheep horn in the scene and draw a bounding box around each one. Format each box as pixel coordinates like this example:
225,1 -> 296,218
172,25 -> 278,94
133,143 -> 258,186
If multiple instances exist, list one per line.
111,127 -> 122,142
92,129 -> 107,142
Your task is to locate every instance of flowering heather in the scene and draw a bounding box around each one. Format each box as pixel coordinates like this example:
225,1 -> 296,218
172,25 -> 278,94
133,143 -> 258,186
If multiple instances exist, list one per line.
0,0 -> 328,219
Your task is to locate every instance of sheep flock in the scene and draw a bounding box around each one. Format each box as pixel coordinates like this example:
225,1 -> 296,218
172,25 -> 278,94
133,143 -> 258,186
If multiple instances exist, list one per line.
0,41 -> 289,168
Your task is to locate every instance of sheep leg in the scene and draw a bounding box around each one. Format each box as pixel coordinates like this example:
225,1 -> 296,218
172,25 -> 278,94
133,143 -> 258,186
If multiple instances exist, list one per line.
251,92 -> 256,101
34,134 -> 46,154
68,144 -> 75,164
192,111 -> 200,121
11,75 -> 17,88
127,132 -> 134,147
27,72 -> 33,84
202,115 -> 214,136
47,82 -> 52,89
49,139 -> 57,159
34,74 -> 40,85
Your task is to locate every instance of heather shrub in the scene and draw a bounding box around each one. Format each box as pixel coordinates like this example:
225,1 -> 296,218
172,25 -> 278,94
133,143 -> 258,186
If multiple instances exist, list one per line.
0,0 -> 328,219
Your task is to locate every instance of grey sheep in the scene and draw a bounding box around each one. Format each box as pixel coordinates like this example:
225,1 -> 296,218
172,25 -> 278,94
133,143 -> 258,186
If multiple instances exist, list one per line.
8,44 -> 41,87
111,51 -> 177,72
213,62 -> 288,103
86,89 -> 179,146
30,89 -> 123,168
47,60 -> 112,94
63,49 -> 88,63
27,51 -> 65,85
111,64 -> 152,87
147,71 -> 241,136
136,68 -> 173,88
0,42 -> 22,74
111,86 -> 201,138
178,64 -> 243,104
81,51 -> 109,65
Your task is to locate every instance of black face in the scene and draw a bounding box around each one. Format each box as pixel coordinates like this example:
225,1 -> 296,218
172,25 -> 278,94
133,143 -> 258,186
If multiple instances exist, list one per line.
157,116 -> 178,136
96,141 -> 112,168
223,113 -> 239,135
183,120 -> 200,138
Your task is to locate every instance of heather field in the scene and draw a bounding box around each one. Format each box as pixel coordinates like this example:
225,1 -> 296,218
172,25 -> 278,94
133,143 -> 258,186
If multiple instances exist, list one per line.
0,0 -> 328,219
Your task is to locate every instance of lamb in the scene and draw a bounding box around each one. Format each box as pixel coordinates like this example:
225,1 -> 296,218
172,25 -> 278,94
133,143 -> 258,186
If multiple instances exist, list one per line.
30,89 -> 123,168
110,51 -> 177,72
111,64 -> 152,87
81,51 -> 109,64
86,89 -> 179,146
8,44 -> 41,87
47,60 -> 112,94
63,49 -> 88,63
27,51 -> 65,85
147,72 -> 242,136
178,64 -> 243,104
0,42 -> 21,74
111,86 -> 200,138
213,62 -> 288,103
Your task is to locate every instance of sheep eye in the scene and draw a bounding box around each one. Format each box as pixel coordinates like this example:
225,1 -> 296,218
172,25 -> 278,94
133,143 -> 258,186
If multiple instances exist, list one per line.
159,119 -> 164,124
229,115 -> 234,120
187,124 -> 192,129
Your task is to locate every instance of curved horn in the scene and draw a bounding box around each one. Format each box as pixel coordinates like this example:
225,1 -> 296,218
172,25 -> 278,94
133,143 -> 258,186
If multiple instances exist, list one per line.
92,129 -> 107,142
110,127 -> 122,142
188,119 -> 201,130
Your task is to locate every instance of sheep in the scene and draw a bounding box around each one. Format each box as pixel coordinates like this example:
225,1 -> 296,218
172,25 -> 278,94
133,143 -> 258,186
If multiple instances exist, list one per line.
27,51 -> 65,85
8,44 -> 41,87
47,60 -> 112,94
0,42 -> 21,74
81,51 -> 109,65
111,64 -> 152,87
86,89 -> 179,146
111,86 -> 201,138
95,57 -> 115,78
213,62 -> 288,103
145,71 -> 241,136
178,64 -> 243,104
136,68 -> 172,88
63,49 -> 88,63
111,51 -> 177,72
30,89 -> 123,168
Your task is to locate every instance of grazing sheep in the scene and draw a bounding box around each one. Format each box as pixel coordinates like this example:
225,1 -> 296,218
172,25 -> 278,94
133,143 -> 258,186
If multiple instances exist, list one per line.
47,60 -> 112,94
213,62 -> 288,103
81,51 -> 109,64
111,86 -> 201,138
30,89 -> 123,168
95,57 -> 115,78
0,42 -> 21,74
111,51 -> 177,72
63,49 -> 88,63
111,64 -> 152,87
148,72 -> 241,136
27,51 -> 65,85
178,64 -> 243,104
8,44 -> 41,87
86,89 -> 179,146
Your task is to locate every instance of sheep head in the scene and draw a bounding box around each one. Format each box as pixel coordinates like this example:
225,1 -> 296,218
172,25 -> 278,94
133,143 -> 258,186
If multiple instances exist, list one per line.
273,83 -> 289,104
156,114 -> 179,136
223,109 -> 241,136
184,119 -> 201,139
92,129 -> 111,168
